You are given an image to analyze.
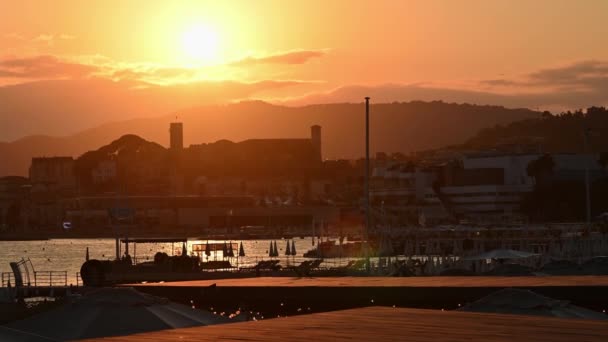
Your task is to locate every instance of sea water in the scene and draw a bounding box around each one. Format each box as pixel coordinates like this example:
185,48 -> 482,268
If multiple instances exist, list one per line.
0,237 -> 359,285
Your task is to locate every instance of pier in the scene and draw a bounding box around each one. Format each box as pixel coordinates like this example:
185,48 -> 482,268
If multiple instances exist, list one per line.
1,259 -> 80,301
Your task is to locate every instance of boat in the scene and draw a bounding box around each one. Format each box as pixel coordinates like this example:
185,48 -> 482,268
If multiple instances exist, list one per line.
303,240 -> 368,258
79,238 -> 239,286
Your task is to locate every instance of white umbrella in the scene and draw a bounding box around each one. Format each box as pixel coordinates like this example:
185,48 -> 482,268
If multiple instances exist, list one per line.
5,287 -> 228,340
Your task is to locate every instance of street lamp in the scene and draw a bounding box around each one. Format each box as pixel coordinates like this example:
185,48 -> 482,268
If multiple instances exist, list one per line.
583,128 -> 591,224
364,97 -> 371,271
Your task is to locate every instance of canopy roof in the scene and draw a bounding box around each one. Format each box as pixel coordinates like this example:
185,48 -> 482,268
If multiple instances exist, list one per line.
465,249 -> 539,260
5,288 -> 228,340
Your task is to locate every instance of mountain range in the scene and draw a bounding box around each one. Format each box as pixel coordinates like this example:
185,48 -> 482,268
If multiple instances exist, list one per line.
0,101 -> 538,176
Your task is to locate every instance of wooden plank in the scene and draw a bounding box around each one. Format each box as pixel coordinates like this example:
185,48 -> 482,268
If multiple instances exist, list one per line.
82,306 -> 608,342
125,276 -> 608,288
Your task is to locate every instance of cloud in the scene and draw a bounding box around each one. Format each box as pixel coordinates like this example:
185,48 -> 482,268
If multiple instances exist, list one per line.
32,34 -> 55,45
30,33 -> 76,46
529,60 -> 608,84
279,79 -> 608,112
58,34 -> 75,40
0,55 -> 99,79
479,79 -> 519,87
230,49 -> 327,66
426,60 -> 608,110
3,33 -> 25,40
480,60 -> 608,91
110,66 -> 198,84
0,53 -> 322,87
272,59 -> 608,111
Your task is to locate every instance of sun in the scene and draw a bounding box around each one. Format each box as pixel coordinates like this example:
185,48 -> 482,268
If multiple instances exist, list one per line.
181,25 -> 219,63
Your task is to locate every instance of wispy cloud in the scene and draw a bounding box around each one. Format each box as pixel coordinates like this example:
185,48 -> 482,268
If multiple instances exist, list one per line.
3,33 -> 25,40
0,55 -> 98,79
110,66 -> 199,85
2,33 -> 76,47
230,49 -> 328,66
58,34 -> 75,40
281,59 -> 608,111
32,34 -> 55,45
480,60 -> 608,91
31,33 -> 76,46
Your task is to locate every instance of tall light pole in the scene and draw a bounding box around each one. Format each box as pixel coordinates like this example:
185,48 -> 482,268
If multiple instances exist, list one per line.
584,128 -> 591,224
364,97 -> 371,270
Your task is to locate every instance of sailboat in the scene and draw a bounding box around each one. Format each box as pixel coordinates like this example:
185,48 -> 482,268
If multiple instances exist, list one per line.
227,241 -> 234,257
239,242 -> 246,257
273,241 -> 279,257
285,240 -> 292,256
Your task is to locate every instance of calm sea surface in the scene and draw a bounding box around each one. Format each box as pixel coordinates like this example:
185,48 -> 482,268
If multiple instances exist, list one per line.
0,237 -> 355,285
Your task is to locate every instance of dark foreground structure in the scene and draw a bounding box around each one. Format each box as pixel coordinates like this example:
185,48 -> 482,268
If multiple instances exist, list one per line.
125,276 -> 608,316
81,306 -> 608,342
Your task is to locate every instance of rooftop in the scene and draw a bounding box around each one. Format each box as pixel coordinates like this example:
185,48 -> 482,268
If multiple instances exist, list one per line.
81,306 -> 608,342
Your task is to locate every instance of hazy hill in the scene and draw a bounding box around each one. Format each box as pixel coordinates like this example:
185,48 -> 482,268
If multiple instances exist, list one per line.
461,107 -> 608,153
0,78 -> 311,141
0,101 -> 538,176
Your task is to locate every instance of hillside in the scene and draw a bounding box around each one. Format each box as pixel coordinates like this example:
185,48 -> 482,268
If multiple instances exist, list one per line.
461,107 -> 608,153
0,78 -> 311,141
0,101 -> 538,176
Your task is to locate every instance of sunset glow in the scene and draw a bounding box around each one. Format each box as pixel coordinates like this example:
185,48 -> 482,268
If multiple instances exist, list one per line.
1,0 -> 608,142
181,24 -> 220,64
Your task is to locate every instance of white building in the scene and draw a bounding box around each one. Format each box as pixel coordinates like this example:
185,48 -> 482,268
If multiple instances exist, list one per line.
372,153 -> 607,225
424,154 -> 539,223
371,163 -> 438,224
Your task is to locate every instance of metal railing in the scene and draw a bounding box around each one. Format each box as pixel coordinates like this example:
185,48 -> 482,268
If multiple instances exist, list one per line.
1,271 -> 68,288
33,271 -> 68,287
1,272 -> 14,287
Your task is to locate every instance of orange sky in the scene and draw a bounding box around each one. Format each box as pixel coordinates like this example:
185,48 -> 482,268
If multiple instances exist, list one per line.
1,0 -> 608,109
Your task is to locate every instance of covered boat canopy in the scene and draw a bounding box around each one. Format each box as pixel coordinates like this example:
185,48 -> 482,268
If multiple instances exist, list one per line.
465,249 -> 540,261
120,238 -> 187,244
193,242 -> 237,254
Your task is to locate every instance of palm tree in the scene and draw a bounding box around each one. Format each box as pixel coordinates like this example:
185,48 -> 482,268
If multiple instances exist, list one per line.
527,154 -> 555,186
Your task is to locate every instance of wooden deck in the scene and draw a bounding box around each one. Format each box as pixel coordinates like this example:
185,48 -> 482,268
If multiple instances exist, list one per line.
126,275 -> 608,288
82,306 -> 608,342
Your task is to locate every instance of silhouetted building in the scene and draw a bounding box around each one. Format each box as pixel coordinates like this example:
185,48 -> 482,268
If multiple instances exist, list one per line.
29,157 -> 76,190
311,125 -> 322,162
185,124 -> 324,179
62,195 -> 340,235
92,160 -> 117,184
170,122 -> 184,150
0,176 -> 29,232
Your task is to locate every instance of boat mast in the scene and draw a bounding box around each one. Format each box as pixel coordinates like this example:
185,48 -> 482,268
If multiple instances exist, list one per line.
584,128 -> 591,224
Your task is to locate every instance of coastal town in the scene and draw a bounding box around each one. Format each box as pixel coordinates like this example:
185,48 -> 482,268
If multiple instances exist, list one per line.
2,118 -> 607,240
3,1 -> 608,341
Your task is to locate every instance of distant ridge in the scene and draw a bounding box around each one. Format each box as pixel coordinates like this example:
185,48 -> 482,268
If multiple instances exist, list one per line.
460,107 -> 608,153
0,101 -> 538,176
